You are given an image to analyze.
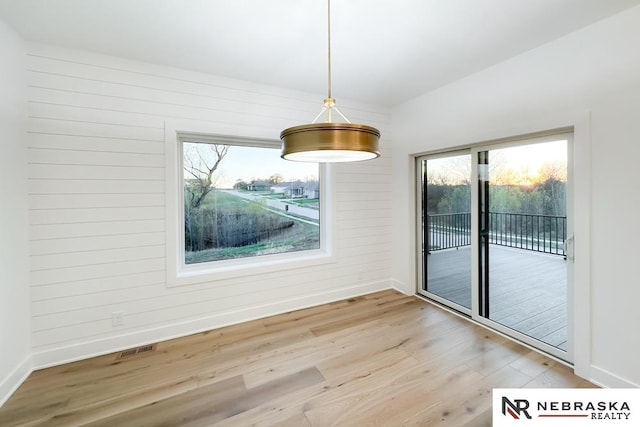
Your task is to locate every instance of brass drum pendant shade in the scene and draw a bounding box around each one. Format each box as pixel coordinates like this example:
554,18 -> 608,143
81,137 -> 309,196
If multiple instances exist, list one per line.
281,122 -> 380,163
280,0 -> 381,163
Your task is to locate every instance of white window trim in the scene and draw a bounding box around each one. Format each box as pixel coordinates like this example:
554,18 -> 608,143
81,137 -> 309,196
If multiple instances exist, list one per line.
165,121 -> 336,287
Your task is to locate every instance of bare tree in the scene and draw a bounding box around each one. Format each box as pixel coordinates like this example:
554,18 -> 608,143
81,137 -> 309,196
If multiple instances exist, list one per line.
537,162 -> 567,183
269,173 -> 284,184
184,143 -> 230,209
425,156 -> 473,186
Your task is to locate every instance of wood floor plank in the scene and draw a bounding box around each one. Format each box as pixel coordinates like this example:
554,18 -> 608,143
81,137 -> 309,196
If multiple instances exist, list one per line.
524,363 -> 598,388
403,364 -> 533,426
315,363 -> 485,427
31,376 -> 200,427
85,375 -> 247,427
509,348 -> 557,378
0,290 -> 594,426
225,319 -> 389,389
260,412 -> 312,427
309,299 -> 422,336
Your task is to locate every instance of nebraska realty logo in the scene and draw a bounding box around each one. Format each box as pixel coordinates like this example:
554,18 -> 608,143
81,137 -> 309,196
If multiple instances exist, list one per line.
493,389 -> 640,426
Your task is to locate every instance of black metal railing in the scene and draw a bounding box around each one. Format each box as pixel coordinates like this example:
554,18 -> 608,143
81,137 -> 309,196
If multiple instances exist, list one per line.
426,212 -> 566,256
426,213 -> 471,251
488,212 -> 566,256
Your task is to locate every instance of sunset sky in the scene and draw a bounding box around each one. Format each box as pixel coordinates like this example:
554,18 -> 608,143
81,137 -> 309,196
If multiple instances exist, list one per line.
426,139 -> 568,185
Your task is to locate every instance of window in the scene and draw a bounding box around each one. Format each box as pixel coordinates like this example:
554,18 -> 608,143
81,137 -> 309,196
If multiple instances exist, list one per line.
165,126 -> 334,287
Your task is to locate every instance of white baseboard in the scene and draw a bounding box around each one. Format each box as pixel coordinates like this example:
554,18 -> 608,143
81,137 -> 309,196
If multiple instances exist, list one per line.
589,366 -> 640,388
32,279 -> 393,369
0,355 -> 32,408
390,278 -> 413,295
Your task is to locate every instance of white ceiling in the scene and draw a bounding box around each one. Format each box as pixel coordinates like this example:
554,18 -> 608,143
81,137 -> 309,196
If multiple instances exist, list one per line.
1,0 -> 639,106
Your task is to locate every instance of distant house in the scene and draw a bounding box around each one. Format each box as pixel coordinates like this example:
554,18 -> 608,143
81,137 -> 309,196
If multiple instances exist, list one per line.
246,180 -> 271,191
304,181 -> 320,199
271,181 -> 305,198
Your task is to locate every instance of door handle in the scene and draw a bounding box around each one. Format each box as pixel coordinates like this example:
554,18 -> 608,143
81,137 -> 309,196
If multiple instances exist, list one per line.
563,235 -> 575,262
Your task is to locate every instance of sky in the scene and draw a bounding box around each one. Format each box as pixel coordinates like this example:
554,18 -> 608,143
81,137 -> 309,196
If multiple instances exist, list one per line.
184,143 -> 319,189
426,139 -> 568,185
491,140 -> 568,184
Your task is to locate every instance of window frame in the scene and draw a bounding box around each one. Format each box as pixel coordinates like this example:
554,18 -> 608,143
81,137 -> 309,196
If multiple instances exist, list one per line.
165,121 -> 335,287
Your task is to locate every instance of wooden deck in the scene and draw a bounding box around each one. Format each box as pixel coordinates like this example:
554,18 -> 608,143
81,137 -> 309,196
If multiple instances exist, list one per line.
426,245 -> 567,350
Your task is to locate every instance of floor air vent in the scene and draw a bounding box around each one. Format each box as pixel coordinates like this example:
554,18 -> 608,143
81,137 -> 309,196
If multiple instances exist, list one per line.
118,344 -> 156,359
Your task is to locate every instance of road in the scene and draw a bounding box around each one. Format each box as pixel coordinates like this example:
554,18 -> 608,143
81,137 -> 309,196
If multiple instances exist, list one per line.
222,190 -> 319,223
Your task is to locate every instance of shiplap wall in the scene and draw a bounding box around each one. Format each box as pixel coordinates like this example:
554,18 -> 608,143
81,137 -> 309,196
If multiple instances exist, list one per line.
26,44 -> 393,367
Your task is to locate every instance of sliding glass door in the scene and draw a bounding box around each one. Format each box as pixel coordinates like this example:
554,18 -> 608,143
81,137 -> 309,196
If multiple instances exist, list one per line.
479,140 -> 570,354
417,133 -> 573,361
419,153 -> 472,314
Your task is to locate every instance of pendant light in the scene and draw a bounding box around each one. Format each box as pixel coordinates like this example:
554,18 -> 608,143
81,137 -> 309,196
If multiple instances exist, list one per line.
280,0 -> 381,163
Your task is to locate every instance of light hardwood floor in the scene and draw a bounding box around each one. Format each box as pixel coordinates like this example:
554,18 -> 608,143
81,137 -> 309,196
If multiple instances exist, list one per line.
0,290 -> 594,426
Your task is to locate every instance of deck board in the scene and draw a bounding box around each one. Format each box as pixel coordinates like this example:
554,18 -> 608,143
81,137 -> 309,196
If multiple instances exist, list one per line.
426,245 -> 567,350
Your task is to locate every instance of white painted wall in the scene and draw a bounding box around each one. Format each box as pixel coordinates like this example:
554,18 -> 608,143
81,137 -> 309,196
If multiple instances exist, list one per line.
25,44 -> 393,367
391,5 -> 640,387
0,20 -> 31,405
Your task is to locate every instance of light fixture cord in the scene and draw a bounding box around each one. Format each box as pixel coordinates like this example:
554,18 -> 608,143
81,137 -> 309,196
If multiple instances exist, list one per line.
327,0 -> 332,101
313,0 -> 349,125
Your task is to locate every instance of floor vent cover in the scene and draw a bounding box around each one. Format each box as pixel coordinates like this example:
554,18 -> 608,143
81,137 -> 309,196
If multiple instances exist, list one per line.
118,344 -> 157,359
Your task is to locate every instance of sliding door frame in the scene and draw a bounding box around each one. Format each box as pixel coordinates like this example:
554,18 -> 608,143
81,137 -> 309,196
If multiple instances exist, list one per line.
415,129 -> 575,363
471,133 -> 574,362
416,149 -> 472,316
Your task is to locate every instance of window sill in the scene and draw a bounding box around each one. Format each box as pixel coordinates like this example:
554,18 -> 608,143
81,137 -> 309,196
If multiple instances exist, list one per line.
168,249 -> 335,287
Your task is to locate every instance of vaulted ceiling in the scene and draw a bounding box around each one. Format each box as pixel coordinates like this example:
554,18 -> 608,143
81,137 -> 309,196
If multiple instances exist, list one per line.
1,0 -> 639,106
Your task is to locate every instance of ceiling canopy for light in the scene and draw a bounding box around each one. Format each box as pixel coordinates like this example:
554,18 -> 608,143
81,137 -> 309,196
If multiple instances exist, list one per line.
280,0 -> 381,163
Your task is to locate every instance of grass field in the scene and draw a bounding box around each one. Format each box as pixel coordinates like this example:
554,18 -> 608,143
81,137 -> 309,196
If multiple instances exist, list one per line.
185,190 -> 320,264
287,198 -> 319,209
